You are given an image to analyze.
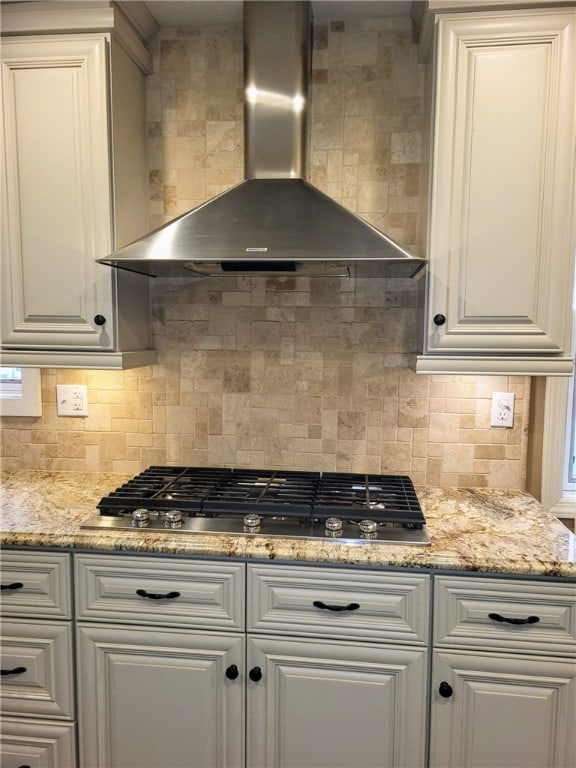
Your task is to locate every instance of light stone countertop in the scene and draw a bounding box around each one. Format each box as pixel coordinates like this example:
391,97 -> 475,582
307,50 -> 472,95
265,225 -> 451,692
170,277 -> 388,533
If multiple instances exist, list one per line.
1,470 -> 575,579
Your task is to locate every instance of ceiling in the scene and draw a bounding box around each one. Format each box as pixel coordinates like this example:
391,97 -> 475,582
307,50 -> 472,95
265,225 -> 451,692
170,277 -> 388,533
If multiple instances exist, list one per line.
144,1 -> 416,27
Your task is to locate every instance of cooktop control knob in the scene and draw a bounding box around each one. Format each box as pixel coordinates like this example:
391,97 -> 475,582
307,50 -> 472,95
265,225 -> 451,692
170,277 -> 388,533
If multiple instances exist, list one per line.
132,509 -> 150,528
164,510 -> 183,529
324,517 -> 343,537
243,513 -> 262,532
359,519 -> 378,539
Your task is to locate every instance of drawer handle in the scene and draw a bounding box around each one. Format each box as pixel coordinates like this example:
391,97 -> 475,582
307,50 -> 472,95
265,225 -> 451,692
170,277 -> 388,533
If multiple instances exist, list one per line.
313,600 -> 360,612
488,612 -> 540,626
1,666 -> 27,676
1,582 -> 24,591
136,589 -> 181,601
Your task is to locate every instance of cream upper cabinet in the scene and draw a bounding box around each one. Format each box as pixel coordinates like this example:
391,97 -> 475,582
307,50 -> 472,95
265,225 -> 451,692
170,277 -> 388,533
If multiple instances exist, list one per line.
415,8 -> 575,376
0,5 -> 156,369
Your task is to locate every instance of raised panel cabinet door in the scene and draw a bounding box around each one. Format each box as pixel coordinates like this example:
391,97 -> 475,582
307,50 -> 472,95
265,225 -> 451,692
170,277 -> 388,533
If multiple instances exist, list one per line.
247,635 -> 427,768
0,716 -> 76,768
0,35 -> 115,350
424,10 -> 575,365
430,650 -> 576,768
77,623 -> 245,768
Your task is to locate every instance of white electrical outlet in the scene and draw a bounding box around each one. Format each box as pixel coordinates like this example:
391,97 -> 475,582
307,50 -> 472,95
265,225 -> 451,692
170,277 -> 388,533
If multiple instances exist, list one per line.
56,384 -> 88,417
490,392 -> 515,428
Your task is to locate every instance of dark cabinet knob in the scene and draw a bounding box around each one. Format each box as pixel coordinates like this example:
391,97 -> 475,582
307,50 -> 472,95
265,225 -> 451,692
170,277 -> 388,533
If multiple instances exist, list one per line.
94,314 -> 107,326
433,314 -> 446,326
225,664 -> 239,680
439,681 -> 453,698
249,666 -> 263,682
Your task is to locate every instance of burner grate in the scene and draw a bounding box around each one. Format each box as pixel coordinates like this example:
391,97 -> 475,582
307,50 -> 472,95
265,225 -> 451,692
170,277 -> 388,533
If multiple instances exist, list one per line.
313,473 -> 424,526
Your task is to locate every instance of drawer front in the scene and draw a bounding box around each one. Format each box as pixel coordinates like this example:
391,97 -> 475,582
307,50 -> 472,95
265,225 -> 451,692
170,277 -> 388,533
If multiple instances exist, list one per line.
434,576 -> 576,656
0,551 -> 72,620
0,716 -> 76,768
1,619 -> 74,719
248,565 -> 430,643
76,554 -> 245,630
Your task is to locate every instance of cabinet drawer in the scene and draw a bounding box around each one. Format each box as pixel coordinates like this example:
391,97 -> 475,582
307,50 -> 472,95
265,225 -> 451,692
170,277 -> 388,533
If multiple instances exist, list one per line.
434,576 -> 576,656
0,716 -> 76,768
248,565 -> 430,643
0,551 -> 72,620
0,619 -> 74,719
75,554 -> 245,630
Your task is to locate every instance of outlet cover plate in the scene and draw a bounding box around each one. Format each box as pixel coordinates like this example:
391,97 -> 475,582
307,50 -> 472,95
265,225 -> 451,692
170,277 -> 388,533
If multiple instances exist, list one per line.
490,392 -> 514,428
56,384 -> 88,417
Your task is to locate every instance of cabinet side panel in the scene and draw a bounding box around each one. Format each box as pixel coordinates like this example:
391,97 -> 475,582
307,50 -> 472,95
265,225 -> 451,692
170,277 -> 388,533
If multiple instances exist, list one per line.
108,38 -> 151,351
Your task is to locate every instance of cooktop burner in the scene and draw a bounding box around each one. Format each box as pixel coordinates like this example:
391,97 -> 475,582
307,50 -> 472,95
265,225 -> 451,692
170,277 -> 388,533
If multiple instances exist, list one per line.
82,466 -> 430,545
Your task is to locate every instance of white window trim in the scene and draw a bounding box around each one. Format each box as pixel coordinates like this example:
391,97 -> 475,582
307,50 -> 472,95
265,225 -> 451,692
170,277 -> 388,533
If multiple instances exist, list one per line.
0,368 -> 42,417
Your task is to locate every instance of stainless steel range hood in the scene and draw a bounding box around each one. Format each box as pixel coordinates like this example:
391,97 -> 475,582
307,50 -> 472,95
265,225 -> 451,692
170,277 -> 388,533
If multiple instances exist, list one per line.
98,1 -> 425,279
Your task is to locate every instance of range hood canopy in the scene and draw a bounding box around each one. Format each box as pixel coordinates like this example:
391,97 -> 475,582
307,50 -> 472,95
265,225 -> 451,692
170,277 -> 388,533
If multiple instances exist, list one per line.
98,1 -> 426,279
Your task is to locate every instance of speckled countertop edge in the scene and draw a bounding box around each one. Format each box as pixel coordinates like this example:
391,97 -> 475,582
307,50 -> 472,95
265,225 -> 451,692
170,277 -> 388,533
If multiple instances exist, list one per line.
1,471 -> 575,578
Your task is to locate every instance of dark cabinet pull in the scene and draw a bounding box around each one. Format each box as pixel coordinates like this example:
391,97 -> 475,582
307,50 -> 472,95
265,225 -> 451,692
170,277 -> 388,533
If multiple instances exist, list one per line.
1,666 -> 27,676
225,664 -> 239,680
438,681 -> 453,698
313,600 -> 360,612
18,765 -> 32,768
94,314 -> 107,326
1,582 -> 24,591
433,314 -> 446,326
249,666 -> 263,682
488,613 -> 540,626
136,589 -> 181,601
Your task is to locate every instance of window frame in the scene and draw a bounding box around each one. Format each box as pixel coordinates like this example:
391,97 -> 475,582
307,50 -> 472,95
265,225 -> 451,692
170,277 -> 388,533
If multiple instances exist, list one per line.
0,367 -> 42,417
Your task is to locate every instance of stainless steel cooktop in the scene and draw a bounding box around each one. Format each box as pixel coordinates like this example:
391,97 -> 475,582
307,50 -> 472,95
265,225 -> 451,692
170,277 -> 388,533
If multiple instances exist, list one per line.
82,467 -> 431,546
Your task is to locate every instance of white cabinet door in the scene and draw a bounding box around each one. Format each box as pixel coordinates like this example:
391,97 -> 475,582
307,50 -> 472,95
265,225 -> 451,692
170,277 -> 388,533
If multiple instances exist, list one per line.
418,9 -> 575,375
430,649 -> 576,768
77,623 -> 244,768
0,34 -> 154,369
247,635 -> 427,768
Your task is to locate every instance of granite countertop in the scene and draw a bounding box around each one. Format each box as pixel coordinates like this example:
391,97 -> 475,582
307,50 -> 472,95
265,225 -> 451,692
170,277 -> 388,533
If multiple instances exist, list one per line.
1,470 -> 575,578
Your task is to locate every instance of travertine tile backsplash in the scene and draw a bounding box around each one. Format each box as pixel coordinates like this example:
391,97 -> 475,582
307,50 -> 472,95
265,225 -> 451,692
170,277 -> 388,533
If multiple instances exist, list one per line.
0,15 -> 530,488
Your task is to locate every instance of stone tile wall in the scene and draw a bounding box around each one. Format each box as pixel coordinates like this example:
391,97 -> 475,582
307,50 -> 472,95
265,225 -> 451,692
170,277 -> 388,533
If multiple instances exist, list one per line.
0,15 -> 531,489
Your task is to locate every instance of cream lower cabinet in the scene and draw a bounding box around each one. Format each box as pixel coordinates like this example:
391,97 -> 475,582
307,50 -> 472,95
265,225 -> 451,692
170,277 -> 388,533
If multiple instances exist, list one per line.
246,564 -> 430,768
429,576 -> 576,768
77,624 -> 245,768
415,8 -> 575,375
247,636 -> 427,768
75,555 -> 430,768
75,554 -> 246,768
0,7 -> 155,369
0,551 -> 76,768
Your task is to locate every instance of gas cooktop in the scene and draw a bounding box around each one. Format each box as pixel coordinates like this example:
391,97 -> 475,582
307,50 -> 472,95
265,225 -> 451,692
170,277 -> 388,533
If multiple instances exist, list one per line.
82,466 -> 430,546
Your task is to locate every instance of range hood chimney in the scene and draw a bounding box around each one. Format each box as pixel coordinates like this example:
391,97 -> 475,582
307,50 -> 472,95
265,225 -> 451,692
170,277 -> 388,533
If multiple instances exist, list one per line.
98,1 -> 426,279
